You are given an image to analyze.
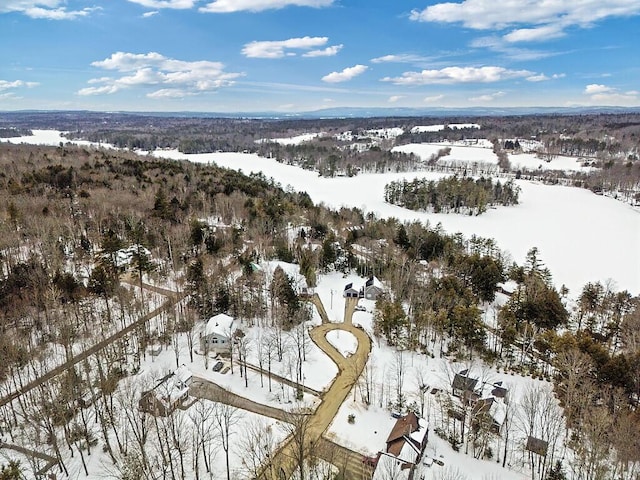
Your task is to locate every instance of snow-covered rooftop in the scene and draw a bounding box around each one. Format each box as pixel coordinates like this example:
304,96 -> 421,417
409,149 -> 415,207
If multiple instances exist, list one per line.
204,313 -> 235,337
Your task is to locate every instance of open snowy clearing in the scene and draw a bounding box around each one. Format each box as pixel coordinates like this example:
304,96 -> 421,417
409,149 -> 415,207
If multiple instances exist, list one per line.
257,132 -> 322,145
509,152 -> 598,173
326,330 -> 358,357
153,149 -> 640,296
393,142 -> 499,164
0,129 -> 116,149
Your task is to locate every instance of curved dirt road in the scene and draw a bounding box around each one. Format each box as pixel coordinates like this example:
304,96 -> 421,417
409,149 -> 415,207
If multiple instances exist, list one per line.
257,306 -> 372,479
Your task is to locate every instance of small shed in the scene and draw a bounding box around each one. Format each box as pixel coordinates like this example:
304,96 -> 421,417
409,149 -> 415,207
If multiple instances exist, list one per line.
343,283 -> 360,298
526,436 -> 549,457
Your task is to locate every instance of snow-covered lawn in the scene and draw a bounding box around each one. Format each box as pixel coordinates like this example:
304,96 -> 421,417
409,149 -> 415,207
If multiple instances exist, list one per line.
326,401 -> 397,456
326,330 -> 358,357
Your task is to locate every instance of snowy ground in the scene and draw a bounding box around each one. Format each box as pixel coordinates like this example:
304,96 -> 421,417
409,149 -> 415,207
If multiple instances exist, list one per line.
509,153 -> 597,173
393,141 -> 498,164
326,330 -> 358,357
257,132 -> 323,145
0,129 -> 116,149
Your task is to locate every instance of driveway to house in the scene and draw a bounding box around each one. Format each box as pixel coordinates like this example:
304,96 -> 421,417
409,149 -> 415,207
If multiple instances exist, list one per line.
308,293 -> 330,323
189,376 -> 293,423
256,298 -> 373,479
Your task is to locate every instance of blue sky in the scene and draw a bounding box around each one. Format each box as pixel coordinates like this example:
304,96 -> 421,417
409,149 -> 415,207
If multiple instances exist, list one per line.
1,0 -> 639,112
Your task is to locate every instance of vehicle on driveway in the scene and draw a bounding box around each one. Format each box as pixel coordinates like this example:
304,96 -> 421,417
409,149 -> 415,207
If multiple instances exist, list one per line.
362,455 -> 378,467
213,361 -> 224,372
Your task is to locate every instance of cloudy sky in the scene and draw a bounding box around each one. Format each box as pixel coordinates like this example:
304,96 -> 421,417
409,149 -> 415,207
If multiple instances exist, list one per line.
1,0 -> 639,112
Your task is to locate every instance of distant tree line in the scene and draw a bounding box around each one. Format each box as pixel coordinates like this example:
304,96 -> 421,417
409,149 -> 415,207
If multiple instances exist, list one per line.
384,176 -> 520,215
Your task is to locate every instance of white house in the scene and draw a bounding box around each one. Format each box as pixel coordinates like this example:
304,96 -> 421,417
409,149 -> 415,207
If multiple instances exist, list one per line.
200,313 -> 235,354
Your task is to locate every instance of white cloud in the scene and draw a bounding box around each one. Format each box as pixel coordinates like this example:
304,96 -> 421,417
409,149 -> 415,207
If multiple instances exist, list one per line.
469,91 -> 505,102
321,64 -> 368,83
525,72 -> 565,82
77,85 -> 119,96
0,79 -> 38,91
302,45 -> 342,57
423,94 -> 444,103
0,1 -> 98,19
127,0 -> 196,8
142,10 -> 159,17
583,84 -> 638,105
242,37 -> 334,59
78,51 -> 242,97
371,54 -> 432,64
503,25 -> 565,43
526,74 -> 548,82
470,36 -> 563,61
200,0 -> 333,13
585,84 -> 614,94
147,88 -> 191,98
382,66 -> 532,85
410,0 -> 640,43
388,95 -> 404,103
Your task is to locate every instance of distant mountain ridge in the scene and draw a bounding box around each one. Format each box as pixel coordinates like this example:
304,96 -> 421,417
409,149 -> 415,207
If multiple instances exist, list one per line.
2,105 -> 640,120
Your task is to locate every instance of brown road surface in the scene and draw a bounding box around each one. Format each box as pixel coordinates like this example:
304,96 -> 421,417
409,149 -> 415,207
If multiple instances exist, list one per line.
239,361 -> 323,397
257,313 -> 372,479
307,293 -> 330,324
0,282 -> 185,408
189,376 -> 292,423
344,297 -> 358,325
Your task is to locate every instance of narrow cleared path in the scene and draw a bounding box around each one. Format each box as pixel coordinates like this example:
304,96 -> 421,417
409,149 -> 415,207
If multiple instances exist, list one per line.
307,293 -> 330,324
0,282 -> 185,408
239,361 -> 323,396
189,376 -> 293,423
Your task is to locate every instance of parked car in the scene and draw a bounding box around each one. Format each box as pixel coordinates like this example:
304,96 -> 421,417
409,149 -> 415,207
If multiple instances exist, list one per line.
213,361 -> 224,372
391,411 -> 403,419
362,456 -> 378,467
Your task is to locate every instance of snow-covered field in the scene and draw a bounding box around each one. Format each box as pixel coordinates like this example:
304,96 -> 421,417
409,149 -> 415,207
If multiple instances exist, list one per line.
258,132 -> 322,145
154,149 -> 639,296
509,152 -> 597,173
0,129 -> 116,149
393,142 -> 498,164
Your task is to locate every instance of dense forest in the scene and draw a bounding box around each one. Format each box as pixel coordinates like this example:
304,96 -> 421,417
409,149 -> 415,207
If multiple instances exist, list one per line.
384,176 -> 520,215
